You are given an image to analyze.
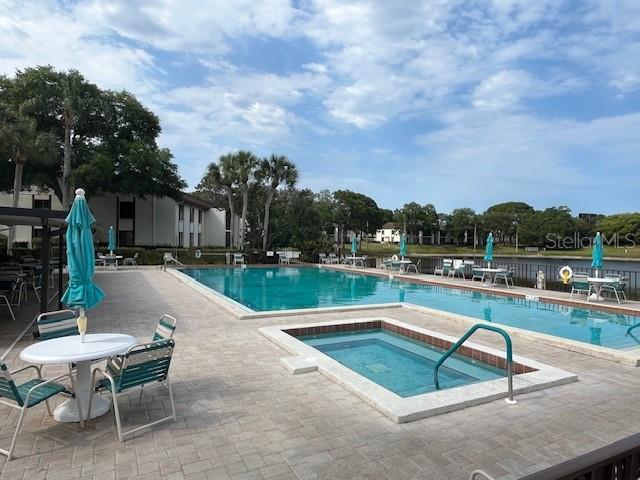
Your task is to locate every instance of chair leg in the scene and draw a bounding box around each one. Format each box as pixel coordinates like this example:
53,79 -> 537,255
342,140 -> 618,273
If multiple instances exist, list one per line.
45,400 -> 52,417
167,378 -> 177,421
1,296 -> 16,321
6,406 -> 28,461
112,391 -> 124,442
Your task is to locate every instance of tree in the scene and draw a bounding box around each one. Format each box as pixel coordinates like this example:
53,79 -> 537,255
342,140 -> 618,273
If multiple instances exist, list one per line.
599,213 -> 640,246
257,154 -> 298,250
269,189 -> 322,248
482,202 -> 534,243
333,190 -> 384,246
449,208 -> 477,245
230,151 -> 259,250
198,154 -> 239,248
395,202 -> 439,243
0,77 -> 57,251
4,66 -> 184,206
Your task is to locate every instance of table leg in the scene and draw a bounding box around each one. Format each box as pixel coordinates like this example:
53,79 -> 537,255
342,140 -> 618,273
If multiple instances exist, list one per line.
53,360 -> 112,423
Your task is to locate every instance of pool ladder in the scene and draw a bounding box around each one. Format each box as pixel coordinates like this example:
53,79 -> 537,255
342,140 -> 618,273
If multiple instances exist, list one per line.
433,324 -> 517,404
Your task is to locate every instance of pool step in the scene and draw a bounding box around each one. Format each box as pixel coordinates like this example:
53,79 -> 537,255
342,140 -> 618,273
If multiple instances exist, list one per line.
281,356 -> 317,375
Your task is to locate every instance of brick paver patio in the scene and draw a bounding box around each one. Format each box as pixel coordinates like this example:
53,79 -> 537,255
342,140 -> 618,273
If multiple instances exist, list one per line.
1,268 -> 639,480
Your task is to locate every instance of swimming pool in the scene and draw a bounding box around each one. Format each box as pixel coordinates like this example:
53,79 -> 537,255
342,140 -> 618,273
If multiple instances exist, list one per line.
181,266 -> 640,350
302,329 -> 505,397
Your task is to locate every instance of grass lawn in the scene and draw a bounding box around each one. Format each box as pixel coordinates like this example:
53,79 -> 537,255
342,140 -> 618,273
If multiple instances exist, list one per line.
354,243 -> 640,259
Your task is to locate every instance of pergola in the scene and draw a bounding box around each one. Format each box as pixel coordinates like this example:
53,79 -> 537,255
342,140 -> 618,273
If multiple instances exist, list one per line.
0,206 -> 66,312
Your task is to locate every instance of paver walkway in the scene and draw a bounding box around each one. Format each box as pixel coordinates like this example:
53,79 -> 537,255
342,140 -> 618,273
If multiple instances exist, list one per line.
0,268 -> 639,480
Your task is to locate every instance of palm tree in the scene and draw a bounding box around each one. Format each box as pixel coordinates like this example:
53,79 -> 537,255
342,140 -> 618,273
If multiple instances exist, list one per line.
230,151 -> 259,251
198,154 -> 238,248
257,155 -> 298,250
0,109 -> 56,252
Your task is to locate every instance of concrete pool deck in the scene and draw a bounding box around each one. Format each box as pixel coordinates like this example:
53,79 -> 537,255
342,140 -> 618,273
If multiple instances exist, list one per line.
0,268 -> 639,479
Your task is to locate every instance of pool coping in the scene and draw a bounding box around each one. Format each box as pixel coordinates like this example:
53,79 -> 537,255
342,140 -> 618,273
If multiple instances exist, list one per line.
259,316 -> 578,423
167,265 -> 640,366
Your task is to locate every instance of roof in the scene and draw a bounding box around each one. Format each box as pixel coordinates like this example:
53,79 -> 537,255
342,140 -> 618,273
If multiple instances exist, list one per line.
0,207 -> 66,227
380,222 -> 397,230
180,193 -> 218,210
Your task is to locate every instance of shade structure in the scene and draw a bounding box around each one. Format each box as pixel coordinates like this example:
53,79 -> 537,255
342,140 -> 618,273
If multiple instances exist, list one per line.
399,233 -> 407,259
484,232 -> 494,266
351,234 -> 358,255
61,189 -> 105,312
591,231 -> 603,275
108,225 -> 116,253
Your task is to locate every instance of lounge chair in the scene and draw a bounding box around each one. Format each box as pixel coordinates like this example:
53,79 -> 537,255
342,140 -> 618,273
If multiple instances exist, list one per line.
434,259 -> 452,276
162,252 -> 184,270
569,273 -> 591,300
493,267 -> 515,288
601,275 -> 627,303
0,361 -> 80,460
449,260 -> 466,279
90,339 -> 176,442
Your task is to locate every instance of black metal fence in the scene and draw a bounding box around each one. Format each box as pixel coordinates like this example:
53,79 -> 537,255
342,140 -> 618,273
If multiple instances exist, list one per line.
518,431 -> 640,479
369,256 -> 640,301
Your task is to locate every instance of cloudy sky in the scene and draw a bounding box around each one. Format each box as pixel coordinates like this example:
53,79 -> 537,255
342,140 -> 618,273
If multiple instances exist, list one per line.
1,0 -> 639,214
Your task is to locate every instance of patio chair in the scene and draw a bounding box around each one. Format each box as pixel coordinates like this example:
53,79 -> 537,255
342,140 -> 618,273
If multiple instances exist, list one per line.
123,252 -> 139,267
90,339 -> 176,442
0,361 -> 81,460
153,314 -> 177,341
233,253 -> 245,265
95,253 -> 107,269
569,273 -> 591,300
434,259 -> 452,276
405,259 -> 421,274
601,276 -> 628,303
493,267 -> 515,288
318,253 -> 327,264
449,260 -> 466,279
0,275 -> 18,321
471,267 -> 485,283
328,253 -> 339,264
36,309 -> 78,340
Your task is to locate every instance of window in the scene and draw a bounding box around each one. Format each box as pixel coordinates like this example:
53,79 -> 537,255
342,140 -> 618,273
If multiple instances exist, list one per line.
189,207 -> 194,222
33,198 -> 51,209
225,210 -> 231,230
118,231 -> 134,246
225,231 -> 231,247
198,209 -> 203,224
178,204 -> 184,221
189,232 -> 194,247
178,232 -> 184,247
119,201 -> 134,219
198,233 -> 202,246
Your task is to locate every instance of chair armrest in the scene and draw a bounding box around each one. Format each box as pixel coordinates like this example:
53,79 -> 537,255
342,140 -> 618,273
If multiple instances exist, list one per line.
10,364 -> 43,379
24,372 -> 74,404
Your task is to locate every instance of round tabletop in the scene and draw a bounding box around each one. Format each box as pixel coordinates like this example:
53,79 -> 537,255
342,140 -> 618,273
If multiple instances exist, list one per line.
20,333 -> 136,365
479,267 -> 507,273
587,277 -> 618,283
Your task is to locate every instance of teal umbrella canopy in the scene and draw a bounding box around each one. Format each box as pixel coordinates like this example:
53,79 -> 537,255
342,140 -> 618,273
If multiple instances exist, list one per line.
61,188 -> 105,311
591,232 -> 603,271
351,234 -> 358,254
484,232 -> 494,262
399,233 -> 407,259
108,226 -> 116,253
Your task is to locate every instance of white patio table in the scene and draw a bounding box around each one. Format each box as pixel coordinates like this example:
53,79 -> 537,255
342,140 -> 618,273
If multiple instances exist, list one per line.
587,277 -> 618,302
344,256 -> 365,267
477,267 -> 507,286
392,260 -> 414,272
103,254 -> 123,270
20,333 -> 136,423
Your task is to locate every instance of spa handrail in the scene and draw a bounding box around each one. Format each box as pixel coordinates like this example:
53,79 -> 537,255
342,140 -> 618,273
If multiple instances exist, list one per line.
433,324 -> 516,404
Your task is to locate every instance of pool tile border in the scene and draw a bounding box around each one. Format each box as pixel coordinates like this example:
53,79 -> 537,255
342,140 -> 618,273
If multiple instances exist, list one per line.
260,317 -> 578,423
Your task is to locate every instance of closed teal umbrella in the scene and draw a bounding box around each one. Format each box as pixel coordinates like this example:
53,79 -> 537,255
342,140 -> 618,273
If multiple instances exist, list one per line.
591,231 -> 603,277
351,234 -> 358,255
399,233 -> 407,259
484,232 -> 494,267
108,225 -> 116,255
61,188 -> 105,341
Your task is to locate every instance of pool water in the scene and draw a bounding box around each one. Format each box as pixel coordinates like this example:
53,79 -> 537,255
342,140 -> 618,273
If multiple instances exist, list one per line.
302,329 -> 505,397
181,266 -> 640,350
